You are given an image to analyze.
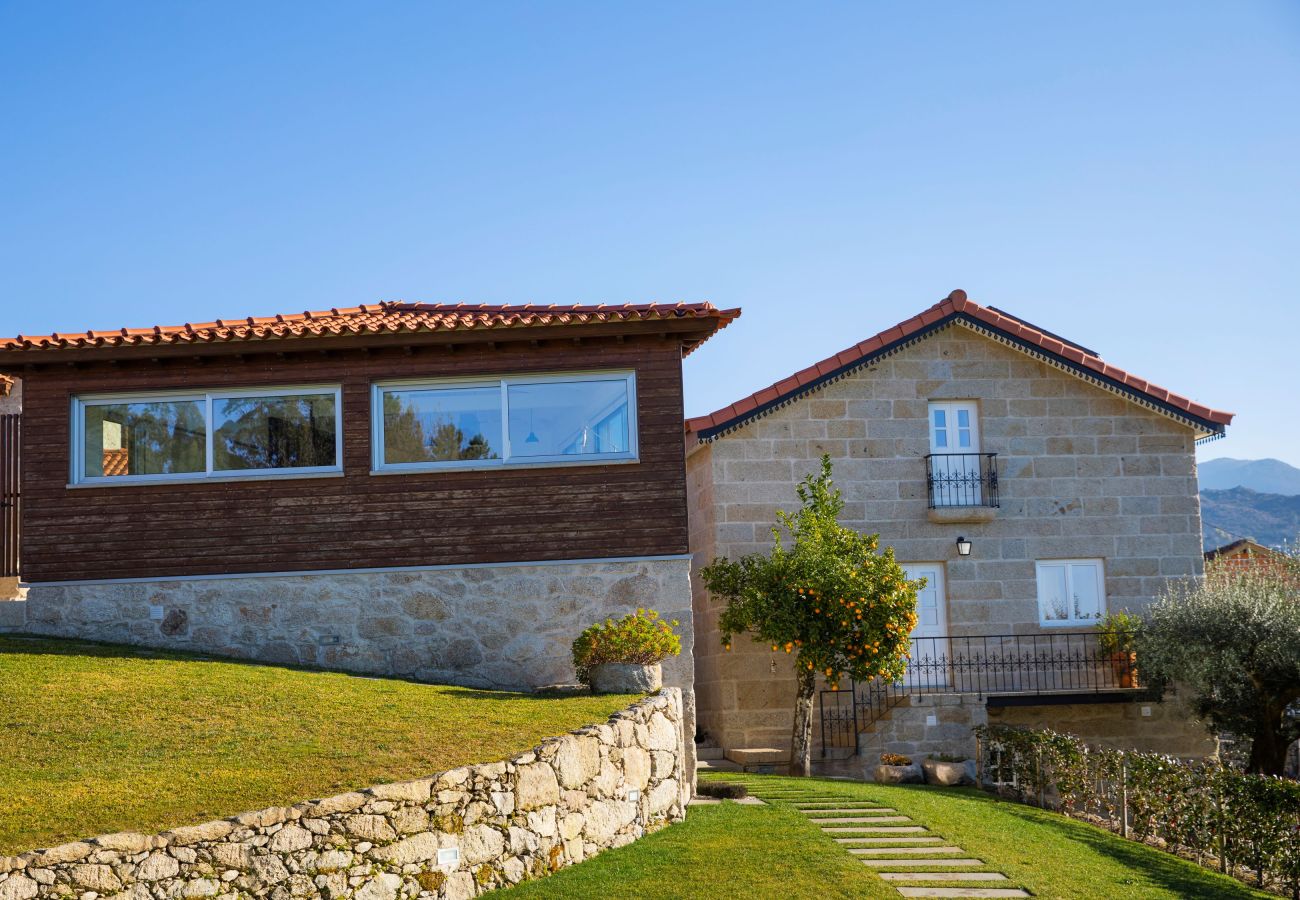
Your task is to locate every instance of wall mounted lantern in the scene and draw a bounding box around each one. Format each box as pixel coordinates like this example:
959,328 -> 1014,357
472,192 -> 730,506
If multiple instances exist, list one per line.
955,536 -> 973,557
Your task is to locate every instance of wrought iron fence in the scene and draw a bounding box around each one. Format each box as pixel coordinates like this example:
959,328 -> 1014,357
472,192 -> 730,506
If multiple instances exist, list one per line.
925,452 -> 999,508
819,630 -> 1139,755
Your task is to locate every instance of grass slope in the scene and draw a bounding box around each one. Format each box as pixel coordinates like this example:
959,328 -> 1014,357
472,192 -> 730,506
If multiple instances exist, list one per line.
0,636 -> 631,854
504,774 -> 1270,899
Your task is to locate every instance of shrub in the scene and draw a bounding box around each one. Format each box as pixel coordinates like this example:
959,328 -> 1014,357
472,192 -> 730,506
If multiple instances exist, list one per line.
880,753 -> 913,766
974,724 -> 1300,896
928,752 -> 967,763
571,608 -> 681,687
696,781 -> 749,799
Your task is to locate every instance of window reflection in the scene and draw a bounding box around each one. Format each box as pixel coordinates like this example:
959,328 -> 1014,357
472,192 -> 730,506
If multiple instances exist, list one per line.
382,387 -> 502,464
83,400 -> 206,477
213,393 -> 337,471
507,380 -> 630,458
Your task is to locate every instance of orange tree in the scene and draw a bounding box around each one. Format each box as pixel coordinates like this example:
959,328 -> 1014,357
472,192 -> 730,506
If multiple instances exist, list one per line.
700,456 -> 922,776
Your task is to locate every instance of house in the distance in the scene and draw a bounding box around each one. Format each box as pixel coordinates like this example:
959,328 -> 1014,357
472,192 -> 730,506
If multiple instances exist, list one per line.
0,301 -> 740,766
1204,538 -> 1288,572
686,290 -> 1233,771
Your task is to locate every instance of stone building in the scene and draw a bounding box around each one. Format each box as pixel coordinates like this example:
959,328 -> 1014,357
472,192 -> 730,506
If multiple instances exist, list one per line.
686,291 -> 1233,771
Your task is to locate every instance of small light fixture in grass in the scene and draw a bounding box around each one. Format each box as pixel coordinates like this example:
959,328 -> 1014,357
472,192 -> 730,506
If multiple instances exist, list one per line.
572,608 -> 682,694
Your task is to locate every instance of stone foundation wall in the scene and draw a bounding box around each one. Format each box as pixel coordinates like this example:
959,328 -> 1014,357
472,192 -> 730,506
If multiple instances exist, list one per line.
820,693 -> 1216,779
0,690 -> 687,900
24,557 -> 692,691
986,696 -> 1217,758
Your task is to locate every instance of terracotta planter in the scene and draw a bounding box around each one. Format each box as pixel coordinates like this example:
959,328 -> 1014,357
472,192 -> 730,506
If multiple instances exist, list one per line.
1109,651 -> 1138,688
591,662 -> 663,694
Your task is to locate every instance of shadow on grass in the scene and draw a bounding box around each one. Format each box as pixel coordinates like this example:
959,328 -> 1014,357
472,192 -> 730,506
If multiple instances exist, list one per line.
0,635 -> 636,702
996,800 -> 1267,899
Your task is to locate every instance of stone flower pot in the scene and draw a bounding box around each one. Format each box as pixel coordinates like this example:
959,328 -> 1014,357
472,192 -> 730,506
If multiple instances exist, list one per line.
921,758 -> 970,787
591,662 -> 663,694
872,762 -> 924,784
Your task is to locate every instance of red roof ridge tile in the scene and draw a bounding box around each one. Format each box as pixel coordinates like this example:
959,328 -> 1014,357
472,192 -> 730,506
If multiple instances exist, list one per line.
686,289 -> 1232,438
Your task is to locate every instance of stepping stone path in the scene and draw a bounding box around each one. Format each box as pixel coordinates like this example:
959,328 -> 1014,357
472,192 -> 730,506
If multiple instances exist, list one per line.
733,781 -> 1032,899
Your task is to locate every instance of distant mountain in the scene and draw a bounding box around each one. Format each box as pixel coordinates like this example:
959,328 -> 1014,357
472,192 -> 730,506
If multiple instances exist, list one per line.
1201,487 -> 1300,551
1199,458 -> 1300,495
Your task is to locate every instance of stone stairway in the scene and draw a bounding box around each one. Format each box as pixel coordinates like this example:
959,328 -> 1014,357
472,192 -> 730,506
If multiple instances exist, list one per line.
742,784 -> 1031,899
694,742 -> 742,773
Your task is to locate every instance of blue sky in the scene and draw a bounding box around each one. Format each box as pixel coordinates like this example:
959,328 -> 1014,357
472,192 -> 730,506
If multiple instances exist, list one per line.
2,2 -> 1297,465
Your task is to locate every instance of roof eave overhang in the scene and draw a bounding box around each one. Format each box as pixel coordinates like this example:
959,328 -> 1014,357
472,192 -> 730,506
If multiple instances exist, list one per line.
0,316 -> 730,370
692,312 -> 1229,444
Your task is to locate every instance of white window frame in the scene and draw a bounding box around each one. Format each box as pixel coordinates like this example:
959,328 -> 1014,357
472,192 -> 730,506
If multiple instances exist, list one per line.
70,385 -> 344,486
1035,558 -> 1107,627
371,370 -> 638,474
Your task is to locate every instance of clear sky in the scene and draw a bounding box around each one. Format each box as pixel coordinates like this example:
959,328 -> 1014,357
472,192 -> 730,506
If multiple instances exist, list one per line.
2,2 -> 1297,464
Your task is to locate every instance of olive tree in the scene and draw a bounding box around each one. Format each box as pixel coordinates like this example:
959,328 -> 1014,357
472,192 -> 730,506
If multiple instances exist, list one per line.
700,456 -> 921,777
1139,548 -> 1300,775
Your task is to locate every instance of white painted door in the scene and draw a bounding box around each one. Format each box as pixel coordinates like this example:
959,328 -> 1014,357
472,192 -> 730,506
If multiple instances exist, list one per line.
928,401 -> 981,506
902,564 -> 949,687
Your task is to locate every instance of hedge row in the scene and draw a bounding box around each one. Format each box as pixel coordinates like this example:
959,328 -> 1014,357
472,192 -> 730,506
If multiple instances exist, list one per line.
974,724 -> 1300,898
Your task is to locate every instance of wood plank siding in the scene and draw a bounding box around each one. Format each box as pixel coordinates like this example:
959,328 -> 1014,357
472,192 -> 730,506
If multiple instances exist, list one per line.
16,335 -> 690,582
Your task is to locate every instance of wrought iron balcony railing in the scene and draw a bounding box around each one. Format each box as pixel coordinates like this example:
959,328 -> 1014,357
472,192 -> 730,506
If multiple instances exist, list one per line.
925,452 -> 999,508
819,630 -> 1139,755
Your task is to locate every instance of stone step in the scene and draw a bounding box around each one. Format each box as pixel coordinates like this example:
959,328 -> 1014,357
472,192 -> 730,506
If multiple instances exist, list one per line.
725,747 -> 789,766
835,837 -> 944,845
861,858 -> 984,867
695,745 -> 724,761
815,815 -> 908,824
801,808 -> 897,816
881,874 -> 1010,882
894,889 -> 1029,898
849,846 -> 964,856
696,759 -> 743,773
820,818 -> 913,828
824,825 -> 927,833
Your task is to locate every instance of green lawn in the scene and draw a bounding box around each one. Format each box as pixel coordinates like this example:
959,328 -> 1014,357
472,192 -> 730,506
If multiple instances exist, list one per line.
503,773 -> 1270,899
0,636 -> 632,855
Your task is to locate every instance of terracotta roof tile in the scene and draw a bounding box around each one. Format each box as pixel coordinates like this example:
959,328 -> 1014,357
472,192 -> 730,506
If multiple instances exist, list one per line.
686,289 -> 1233,438
0,301 -> 740,358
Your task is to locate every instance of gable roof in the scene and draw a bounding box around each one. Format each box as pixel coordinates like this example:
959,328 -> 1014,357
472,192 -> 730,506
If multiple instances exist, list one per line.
1204,538 -> 1285,561
686,290 -> 1233,443
0,301 -> 741,360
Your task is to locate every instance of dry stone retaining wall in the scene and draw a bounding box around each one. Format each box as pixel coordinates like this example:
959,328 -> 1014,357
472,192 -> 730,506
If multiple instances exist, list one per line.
0,690 -> 687,900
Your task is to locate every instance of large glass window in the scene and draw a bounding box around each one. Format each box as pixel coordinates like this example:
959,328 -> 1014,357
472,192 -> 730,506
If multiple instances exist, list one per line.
82,399 -> 206,478
381,385 -> 502,465
213,393 -> 338,472
1036,559 -> 1106,626
507,380 -> 630,459
73,386 -> 341,484
373,372 -> 636,471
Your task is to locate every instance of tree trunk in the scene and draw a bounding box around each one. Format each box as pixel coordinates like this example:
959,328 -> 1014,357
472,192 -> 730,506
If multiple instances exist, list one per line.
791,665 -> 816,777
1248,703 -> 1288,776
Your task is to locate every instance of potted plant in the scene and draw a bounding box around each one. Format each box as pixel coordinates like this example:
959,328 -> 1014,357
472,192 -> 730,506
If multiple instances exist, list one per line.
572,608 -> 682,693
873,753 -> 923,784
1098,610 -> 1142,688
